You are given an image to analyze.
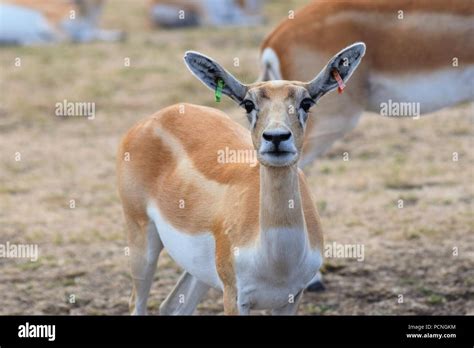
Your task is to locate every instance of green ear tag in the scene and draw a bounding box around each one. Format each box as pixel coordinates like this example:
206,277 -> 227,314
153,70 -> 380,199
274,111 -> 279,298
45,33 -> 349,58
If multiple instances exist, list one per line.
215,79 -> 224,102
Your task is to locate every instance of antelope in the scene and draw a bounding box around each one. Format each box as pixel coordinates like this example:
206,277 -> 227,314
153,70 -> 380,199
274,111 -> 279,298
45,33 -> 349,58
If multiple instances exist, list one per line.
117,43 -> 365,315
260,0 -> 474,168
150,0 -> 263,28
260,0 -> 474,292
0,0 -> 124,45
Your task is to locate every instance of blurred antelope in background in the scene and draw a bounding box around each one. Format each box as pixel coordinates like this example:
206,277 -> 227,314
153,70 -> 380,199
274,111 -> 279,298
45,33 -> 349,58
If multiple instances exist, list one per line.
260,0 -> 474,168
117,43 -> 365,315
0,0 -> 124,45
150,0 -> 263,28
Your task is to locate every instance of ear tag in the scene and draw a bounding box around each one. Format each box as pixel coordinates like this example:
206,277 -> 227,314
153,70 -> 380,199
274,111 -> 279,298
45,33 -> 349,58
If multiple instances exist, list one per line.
215,79 -> 224,102
332,69 -> 345,94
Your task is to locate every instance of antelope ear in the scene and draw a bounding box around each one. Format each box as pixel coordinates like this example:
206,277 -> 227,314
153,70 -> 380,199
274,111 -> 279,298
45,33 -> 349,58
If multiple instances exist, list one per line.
305,42 -> 366,100
184,51 -> 248,103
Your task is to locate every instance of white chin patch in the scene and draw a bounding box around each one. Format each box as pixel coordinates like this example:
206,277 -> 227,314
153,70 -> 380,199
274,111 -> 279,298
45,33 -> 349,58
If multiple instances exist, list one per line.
260,152 -> 297,167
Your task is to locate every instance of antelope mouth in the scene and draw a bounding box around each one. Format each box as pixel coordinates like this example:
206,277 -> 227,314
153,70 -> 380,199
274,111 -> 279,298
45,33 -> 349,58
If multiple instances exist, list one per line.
261,150 -> 296,157
259,150 -> 298,166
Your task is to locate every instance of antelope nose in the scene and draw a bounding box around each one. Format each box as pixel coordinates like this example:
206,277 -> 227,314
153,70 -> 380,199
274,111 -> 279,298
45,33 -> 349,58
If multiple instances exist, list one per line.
262,129 -> 292,146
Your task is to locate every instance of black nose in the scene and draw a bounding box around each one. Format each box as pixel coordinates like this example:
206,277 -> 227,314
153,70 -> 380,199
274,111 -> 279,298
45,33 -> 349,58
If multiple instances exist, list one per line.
262,130 -> 292,146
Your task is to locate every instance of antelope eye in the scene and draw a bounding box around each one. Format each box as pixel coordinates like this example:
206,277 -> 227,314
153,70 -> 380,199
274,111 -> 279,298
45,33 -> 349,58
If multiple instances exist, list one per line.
242,100 -> 255,113
300,98 -> 315,112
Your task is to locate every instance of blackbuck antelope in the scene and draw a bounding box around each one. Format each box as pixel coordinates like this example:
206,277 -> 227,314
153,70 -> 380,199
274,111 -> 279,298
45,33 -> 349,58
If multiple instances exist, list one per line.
117,43 -> 365,315
260,0 -> 474,167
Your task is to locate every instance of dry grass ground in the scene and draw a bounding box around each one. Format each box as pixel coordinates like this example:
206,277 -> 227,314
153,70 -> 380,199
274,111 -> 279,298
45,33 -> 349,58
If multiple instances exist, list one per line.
0,0 -> 472,315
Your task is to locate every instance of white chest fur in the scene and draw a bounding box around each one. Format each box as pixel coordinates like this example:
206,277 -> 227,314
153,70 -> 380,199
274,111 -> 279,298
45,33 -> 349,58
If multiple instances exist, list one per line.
147,204 -> 322,311
234,227 -> 322,310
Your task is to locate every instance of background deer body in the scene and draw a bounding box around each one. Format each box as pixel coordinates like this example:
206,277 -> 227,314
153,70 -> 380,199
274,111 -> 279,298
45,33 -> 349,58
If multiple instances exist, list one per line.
150,0 -> 263,28
260,0 -> 474,167
0,0 -> 124,45
117,44 -> 365,315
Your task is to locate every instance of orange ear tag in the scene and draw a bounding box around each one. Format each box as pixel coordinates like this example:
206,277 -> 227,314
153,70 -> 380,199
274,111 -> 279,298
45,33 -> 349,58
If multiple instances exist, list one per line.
332,69 -> 345,94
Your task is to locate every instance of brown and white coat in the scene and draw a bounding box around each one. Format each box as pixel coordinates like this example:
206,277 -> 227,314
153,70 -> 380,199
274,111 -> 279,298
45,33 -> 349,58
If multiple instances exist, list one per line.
117,44 -> 366,315
260,0 -> 474,166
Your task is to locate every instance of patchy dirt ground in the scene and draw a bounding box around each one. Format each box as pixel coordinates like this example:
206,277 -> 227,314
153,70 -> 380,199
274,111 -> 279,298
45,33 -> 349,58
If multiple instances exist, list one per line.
0,1 -> 473,315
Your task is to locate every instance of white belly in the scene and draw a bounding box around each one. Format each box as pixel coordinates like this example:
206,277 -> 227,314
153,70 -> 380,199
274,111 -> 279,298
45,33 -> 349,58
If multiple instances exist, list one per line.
147,204 -> 322,310
367,65 -> 474,114
146,203 -> 222,289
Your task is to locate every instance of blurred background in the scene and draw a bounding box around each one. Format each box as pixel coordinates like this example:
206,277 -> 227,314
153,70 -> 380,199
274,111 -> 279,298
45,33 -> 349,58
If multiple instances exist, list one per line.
0,0 -> 472,315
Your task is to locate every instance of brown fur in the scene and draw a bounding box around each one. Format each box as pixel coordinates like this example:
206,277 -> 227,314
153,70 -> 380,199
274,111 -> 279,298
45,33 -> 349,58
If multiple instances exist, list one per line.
118,103 -> 322,249
262,0 -> 474,75
118,98 -> 323,313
